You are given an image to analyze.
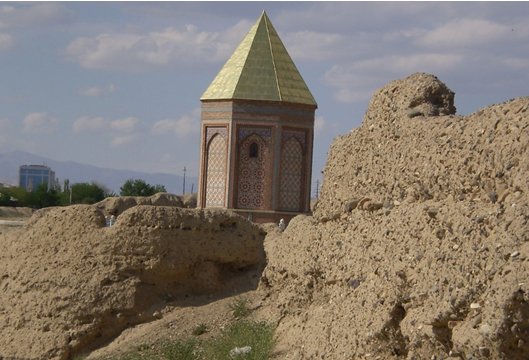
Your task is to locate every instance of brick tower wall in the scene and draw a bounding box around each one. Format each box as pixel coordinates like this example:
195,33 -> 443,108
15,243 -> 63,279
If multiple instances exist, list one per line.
198,100 -> 315,223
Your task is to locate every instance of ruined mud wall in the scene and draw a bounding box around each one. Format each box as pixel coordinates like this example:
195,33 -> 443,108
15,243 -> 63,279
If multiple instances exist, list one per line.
95,192 -> 197,216
0,205 -> 264,359
315,73 -> 527,220
260,73 -> 529,359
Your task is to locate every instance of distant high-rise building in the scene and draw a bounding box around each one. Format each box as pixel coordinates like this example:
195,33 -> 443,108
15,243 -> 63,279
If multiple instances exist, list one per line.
19,165 -> 57,191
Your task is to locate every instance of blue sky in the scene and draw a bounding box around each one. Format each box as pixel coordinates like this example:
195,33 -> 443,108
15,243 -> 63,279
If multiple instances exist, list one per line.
1,2 -> 528,191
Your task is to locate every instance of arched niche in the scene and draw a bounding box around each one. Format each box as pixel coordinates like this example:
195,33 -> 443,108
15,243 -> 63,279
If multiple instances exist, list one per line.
236,133 -> 271,209
279,137 -> 304,211
205,133 -> 227,207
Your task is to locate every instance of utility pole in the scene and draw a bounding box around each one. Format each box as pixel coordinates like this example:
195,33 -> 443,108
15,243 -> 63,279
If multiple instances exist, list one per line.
182,166 -> 186,195
315,179 -> 320,199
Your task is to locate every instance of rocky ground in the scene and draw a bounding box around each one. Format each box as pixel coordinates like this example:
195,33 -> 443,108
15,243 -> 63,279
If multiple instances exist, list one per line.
1,73 -> 527,360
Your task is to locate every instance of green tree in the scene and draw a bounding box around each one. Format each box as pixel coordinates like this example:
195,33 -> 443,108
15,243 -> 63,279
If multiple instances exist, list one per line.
0,189 -> 11,206
1,186 -> 31,207
119,178 -> 166,197
62,182 -> 108,205
31,183 -> 60,208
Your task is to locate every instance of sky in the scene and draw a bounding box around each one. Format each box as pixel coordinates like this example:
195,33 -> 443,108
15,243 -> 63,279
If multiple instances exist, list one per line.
1,2 -> 528,193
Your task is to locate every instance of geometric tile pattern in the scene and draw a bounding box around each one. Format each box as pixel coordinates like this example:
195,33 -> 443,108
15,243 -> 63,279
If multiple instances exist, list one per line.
238,127 -> 271,142
283,129 -> 306,147
205,133 -> 227,207
279,137 -> 303,211
206,126 -> 228,144
237,133 -> 270,209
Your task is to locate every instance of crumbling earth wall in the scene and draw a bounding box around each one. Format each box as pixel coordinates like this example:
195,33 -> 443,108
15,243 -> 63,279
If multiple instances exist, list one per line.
0,205 -> 265,359
94,192 -> 197,216
260,73 -> 529,360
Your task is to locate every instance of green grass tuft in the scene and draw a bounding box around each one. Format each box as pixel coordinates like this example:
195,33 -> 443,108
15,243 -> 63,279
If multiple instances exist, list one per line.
98,319 -> 274,360
229,297 -> 251,319
205,320 -> 275,360
161,338 -> 199,360
192,323 -> 208,336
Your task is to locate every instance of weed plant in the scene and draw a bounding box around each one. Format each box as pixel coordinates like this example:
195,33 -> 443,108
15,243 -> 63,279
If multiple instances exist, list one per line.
192,323 -> 208,336
229,297 -> 251,319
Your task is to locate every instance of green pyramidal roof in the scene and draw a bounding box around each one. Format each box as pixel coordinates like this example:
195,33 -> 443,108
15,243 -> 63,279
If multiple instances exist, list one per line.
201,11 -> 317,107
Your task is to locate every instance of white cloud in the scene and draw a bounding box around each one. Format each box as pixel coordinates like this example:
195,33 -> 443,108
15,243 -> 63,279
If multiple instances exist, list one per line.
387,53 -> 463,72
334,88 -> 375,104
325,53 -> 464,103
418,19 -> 512,48
111,133 -> 138,147
502,57 -> 529,70
151,109 -> 199,138
110,117 -> 139,133
382,28 -> 427,43
72,115 -> 142,148
0,3 -> 70,29
0,33 -> 12,51
72,116 -> 106,133
65,24 -> 240,71
72,116 -> 139,134
314,116 -> 326,134
79,84 -> 116,97
283,31 -> 345,61
23,112 -> 59,133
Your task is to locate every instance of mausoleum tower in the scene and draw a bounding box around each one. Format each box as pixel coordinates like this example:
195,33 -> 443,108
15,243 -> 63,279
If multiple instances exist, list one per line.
198,11 -> 317,223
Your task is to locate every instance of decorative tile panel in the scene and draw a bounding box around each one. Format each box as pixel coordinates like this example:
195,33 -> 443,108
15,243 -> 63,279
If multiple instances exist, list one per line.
206,127 -> 227,144
237,132 -> 271,209
279,137 -> 303,211
282,130 -> 306,148
238,127 -> 271,142
205,134 -> 227,207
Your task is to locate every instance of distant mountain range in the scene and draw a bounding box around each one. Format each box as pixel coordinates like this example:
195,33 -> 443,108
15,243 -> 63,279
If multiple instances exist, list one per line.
0,151 -> 197,195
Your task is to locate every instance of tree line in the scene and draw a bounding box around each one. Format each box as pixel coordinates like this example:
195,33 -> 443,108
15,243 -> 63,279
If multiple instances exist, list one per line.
0,178 -> 166,209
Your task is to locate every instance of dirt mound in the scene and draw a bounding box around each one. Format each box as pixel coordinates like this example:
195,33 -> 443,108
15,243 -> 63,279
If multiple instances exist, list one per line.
0,205 -> 265,359
95,192 -> 196,216
258,73 -> 529,359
